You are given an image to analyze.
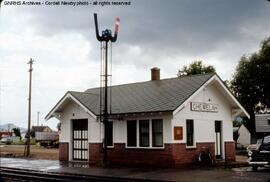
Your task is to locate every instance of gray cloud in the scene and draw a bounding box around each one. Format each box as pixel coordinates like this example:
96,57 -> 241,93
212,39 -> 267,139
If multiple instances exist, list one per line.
10,0 -> 270,60
1,0 -> 270,129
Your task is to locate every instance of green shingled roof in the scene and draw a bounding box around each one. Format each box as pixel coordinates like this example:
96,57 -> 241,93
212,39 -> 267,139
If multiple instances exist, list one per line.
69,73 -> 214,115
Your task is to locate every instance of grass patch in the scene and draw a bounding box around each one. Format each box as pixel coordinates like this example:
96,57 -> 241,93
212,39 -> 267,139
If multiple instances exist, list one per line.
12,140 -> 25,145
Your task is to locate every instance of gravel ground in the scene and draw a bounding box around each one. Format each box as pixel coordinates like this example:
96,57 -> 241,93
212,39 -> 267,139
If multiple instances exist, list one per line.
0,144 -> 58,160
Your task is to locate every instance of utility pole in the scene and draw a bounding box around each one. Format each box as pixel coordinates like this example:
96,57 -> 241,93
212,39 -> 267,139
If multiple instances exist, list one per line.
37,111 -> 40,126
26,58 -> 33,157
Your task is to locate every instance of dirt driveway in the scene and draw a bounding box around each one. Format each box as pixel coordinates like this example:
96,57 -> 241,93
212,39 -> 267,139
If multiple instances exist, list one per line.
0,144 -> 58,160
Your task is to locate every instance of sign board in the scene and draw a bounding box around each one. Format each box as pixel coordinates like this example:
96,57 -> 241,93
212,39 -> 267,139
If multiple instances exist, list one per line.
174,126 -> 183,140
191,102 -> 218,113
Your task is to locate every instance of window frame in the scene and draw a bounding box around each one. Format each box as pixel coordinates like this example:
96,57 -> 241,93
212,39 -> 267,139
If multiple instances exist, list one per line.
106,120 -> 113,147
186,119 -> 194,147
126,119 -> 164,149
139,120 -> 150,147
127,120 -> 137,147
152,119 -> 163,147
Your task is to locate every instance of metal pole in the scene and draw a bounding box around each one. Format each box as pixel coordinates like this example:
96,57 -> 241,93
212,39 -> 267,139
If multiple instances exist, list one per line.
26,58 -> 33,157
103,41 -> 108,164
93,14 -> 119,165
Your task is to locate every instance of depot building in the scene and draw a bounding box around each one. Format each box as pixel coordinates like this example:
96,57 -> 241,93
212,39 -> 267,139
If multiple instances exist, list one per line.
45,68 -> 249,167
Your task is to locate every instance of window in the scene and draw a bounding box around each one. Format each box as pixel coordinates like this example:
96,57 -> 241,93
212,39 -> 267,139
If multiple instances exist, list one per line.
126,119 -> 164,148
127,120 -> 137,147
186,120 -> 194,146
139,120 -> 149,147
152,119 -> 163,147
105,121 -> 113,146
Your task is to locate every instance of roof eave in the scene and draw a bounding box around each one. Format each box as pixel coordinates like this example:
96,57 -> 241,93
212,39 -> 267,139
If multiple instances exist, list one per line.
45,92 -> 97,121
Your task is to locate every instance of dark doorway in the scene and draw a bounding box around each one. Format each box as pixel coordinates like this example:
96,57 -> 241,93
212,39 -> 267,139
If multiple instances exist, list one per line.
215,120 -> 222,159
72,119 -> 88,161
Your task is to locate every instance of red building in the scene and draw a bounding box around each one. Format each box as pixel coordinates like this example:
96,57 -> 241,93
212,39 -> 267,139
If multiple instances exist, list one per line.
0,132 -> 13,139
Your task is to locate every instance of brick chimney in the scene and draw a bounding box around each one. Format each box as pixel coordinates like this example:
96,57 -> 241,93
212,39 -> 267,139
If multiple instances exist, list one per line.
151,67 -> 160,81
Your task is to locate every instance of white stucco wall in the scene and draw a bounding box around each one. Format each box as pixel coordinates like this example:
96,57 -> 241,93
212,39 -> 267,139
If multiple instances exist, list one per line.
60,101 -> 102,160
237,125 -> 251,147
172,83 -> 234,158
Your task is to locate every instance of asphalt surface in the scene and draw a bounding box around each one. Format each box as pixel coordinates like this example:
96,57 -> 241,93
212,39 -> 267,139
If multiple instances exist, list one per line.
0,158 -> 270,182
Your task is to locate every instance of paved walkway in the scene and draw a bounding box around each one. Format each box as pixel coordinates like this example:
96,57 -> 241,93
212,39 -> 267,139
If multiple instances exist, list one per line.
0,158 -> 269,182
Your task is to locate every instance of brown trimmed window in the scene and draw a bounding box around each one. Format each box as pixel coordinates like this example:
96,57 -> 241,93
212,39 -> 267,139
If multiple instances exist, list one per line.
127,120 -> 137,147
152,119 -> 163,147
186,119 -> 194,146
139,120 -> 149,147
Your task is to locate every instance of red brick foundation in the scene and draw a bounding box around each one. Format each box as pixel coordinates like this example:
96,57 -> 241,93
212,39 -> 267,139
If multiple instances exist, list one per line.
108,143 -> 174,167
58,141 -> 236,166
172,142 -> 215,166
89,143 -> 174,167
89,143 -> 103,163
59,142 -> 69,161
88,142 -> 216,167
225,141 -> 235,162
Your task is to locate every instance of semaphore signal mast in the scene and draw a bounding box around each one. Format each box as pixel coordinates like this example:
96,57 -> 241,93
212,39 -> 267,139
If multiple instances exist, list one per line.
93,13 -> 119,165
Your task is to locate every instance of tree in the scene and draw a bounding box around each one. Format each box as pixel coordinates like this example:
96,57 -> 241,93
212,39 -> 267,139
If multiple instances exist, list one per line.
57,122 -> 61,131
233,120 -> 242,127
12,128 -> 22,140
30,129 -> 35,138
177,60 -> 216,77
230,37 -> 270,134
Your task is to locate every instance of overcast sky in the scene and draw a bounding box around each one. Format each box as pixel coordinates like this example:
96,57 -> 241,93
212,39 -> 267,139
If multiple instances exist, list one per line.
0,0 -> 270,130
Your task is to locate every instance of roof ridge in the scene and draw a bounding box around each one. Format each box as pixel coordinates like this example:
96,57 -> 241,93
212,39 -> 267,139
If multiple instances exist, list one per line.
85,73 -> 215,92
69,91 -> 99,96
46,72 -> 217,119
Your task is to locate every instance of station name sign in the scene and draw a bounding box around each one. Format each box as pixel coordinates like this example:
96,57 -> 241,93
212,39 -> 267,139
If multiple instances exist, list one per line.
190,102 -> 218,113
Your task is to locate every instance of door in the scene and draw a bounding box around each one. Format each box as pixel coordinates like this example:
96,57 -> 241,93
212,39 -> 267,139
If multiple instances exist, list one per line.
72,119 -> 88,161
215,120 -> 222,159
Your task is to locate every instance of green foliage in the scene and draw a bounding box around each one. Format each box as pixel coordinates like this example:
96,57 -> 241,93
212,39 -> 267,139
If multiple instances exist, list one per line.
30,129 -> 35,138
233,120 -> 242,127
57,122 -> 61,131
23,138 -> 36,145
12,140 -> 25,145
230,37 -> 270,133
12,128 -> 22,140
177,60 -> 216,77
